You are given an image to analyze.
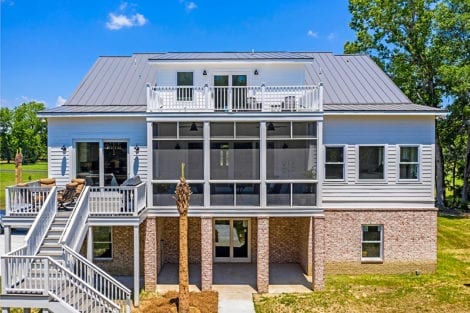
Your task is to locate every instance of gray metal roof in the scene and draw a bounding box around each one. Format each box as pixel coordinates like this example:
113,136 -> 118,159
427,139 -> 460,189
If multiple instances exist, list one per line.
148,52 -> 313,61
42,52 -> 444,115
324,103 -> 444,112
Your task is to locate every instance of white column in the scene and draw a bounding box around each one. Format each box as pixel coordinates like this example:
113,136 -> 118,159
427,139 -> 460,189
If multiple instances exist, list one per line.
87,226 -> 93,261
147,121 -> 153,207
133,225 -> 140,307
204,121 -> 211,207
260,122 -> 267,207
4,226 -> 11,253
316,120 -> 323,207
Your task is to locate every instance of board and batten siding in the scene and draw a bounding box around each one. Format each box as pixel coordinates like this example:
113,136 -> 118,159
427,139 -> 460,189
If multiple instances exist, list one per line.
322,115 -> 435,208
47,117 -> 147,186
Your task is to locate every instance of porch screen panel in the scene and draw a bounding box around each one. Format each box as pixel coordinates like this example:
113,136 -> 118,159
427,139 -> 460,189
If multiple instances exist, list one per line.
153,141 -> 203,180
266,140 -> 317,179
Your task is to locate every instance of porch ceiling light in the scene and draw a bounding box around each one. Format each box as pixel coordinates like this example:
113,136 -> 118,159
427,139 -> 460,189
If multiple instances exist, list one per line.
174,143 -> 181,150
190,122 -> 198,131
267,122 -> 275,131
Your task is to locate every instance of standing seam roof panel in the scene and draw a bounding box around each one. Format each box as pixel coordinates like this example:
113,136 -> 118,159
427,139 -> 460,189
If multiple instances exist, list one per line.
67,58 -> 107,105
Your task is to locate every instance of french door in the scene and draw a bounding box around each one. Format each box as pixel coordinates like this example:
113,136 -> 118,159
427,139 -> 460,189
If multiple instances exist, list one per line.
214,219 -> 250,262
213,74 -> 247,111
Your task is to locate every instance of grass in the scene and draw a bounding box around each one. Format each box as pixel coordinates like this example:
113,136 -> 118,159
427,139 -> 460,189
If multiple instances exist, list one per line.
254,216 -> 470,313
0,161 -> 48,210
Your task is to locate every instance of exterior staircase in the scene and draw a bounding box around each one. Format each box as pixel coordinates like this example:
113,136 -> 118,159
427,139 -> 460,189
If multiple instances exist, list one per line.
38,209 -> 72,259
1,187 -> 131,313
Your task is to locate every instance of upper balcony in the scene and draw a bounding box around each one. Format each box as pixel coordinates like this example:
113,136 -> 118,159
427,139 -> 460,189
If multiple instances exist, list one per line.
147,84 -> 323,113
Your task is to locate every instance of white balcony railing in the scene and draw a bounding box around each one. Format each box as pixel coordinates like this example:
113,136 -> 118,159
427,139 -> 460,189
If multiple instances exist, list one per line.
6,183 -> 54,216
147,84 -> 323,112
89,182 -> 146,216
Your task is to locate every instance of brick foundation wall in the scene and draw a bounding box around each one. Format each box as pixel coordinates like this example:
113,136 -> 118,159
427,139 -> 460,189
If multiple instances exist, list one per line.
160,217 -> 201,264
143,218 -> 157,291
94,226 -> 145,276
324,209 -> 437,274
299,217 -> 313,275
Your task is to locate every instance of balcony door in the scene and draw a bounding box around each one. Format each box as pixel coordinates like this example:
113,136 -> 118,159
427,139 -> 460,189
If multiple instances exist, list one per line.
213,74 -> 247,111
214,219 -> 250,262
76,141 -> 128,186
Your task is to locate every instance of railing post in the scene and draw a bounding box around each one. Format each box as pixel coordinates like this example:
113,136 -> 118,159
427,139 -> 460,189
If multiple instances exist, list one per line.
1,257 -> 7,292
5,187 -> 10,215
318,82 -> 324,111
44,258 -> 49,295
261,84 -> 265,111
204,84 -> 209,110
146,83 -> 151,111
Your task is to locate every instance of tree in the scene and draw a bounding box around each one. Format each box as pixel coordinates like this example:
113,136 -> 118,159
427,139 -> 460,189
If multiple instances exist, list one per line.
175,163 -> 191,313
345,0 -> 469,208
10,102 -> 47,163
0,107 -> 13,162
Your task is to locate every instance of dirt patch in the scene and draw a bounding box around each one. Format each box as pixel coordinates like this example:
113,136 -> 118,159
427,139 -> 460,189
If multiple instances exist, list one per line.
132,291 -> 218,313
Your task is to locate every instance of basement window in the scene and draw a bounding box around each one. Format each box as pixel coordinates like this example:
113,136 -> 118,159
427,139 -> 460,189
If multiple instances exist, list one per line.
361,225 -> 383,262
93,226 -> 112,260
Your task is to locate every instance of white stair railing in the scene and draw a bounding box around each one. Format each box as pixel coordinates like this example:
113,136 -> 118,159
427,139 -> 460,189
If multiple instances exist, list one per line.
1,255 -> 121,313
62,245 -> 131,313
60,187 -> 90,251
24,187 -> 57,255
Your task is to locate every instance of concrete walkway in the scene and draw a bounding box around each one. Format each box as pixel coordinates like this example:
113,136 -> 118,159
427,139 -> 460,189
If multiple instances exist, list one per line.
155,263 -> 312,313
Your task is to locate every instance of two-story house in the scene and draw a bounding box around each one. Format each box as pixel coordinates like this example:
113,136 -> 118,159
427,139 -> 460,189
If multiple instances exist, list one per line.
1,52 -> 444,312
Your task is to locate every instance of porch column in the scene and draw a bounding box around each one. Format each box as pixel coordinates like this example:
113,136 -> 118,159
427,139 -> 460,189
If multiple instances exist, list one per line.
144,217 -> 158,292
257,216 -> 269,293
133,225 -> 140,307
87,226 -> 93,261
201,217 -> 213,291
312,217 -> 325,290
4,226 -> 11,253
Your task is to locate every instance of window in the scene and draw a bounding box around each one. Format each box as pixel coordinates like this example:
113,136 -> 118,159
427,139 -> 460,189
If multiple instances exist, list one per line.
359,146 -> 384,179
325,146 -> 344,180
93,226 -> 112,259
177,72 -> 193,101
361,225 -> 383,260
399,146 -> 419,180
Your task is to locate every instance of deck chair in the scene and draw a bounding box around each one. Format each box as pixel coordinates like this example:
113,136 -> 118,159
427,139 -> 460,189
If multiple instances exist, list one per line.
58,182 -> 78,209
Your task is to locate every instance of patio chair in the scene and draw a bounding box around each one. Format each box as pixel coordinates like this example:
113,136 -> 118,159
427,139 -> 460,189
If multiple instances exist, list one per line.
58,182 -> 78,209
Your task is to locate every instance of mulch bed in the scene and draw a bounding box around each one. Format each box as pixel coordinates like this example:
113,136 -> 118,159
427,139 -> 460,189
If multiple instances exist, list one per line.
132,291 -> 218,313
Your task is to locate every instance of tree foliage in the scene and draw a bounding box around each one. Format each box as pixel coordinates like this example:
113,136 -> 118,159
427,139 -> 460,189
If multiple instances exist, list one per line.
0,102 -> 47,163
345,0 -> 470,207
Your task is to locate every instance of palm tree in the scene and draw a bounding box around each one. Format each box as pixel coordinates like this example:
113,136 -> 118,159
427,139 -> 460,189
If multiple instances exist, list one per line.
175,163 -> 191,313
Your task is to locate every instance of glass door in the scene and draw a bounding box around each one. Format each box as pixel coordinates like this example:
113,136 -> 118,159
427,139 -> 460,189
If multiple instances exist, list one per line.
214,75 -> 229,111
76,142 -> 100,186
232,75 -> 247,110
214,219 -> 250,262
104,142 -> 128,186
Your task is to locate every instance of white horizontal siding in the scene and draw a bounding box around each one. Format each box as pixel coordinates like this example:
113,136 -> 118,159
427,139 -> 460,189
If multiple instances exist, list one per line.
324,115 -> 435,145
48,117 -> 147,185
154,63 -> 305,87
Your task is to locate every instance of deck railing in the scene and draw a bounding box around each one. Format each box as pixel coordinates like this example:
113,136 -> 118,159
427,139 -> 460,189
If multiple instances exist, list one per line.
62,245 -> 131,312
24,187 -> 57,255
147,84 -> 323,112
6,183 -> 54,216
60,187 -> 90,251
1,255 -> 121,312
89,183 -> 146,216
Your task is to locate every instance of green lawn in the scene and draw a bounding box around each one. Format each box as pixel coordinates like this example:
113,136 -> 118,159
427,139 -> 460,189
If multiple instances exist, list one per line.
0,161 -> 48,209
254,216 -> 470,313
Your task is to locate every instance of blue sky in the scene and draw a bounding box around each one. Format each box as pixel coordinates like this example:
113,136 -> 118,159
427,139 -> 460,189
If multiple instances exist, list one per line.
1,0 -> 354,109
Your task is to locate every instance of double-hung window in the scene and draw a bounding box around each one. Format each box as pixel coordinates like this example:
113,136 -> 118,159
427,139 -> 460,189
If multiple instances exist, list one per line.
399,146 -> 419,180
361,225 -> 383,261
358,146 -> 385,180
325,146 -> 344,180
93,226 -> 112,259
177,72 -> 193,101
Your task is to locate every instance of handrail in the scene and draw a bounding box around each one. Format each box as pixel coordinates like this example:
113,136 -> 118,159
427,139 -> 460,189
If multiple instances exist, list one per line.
1,254 -> 120,312
147,84 -> 323,112
6,184 -> 54,216
60,187 -> 90,251
23,187 -> 57,255
62,245 -> 131,312
89,182 -> 146,216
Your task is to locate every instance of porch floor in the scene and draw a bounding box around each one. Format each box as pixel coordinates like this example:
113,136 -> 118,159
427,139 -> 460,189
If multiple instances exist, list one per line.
155,263 -> 312,294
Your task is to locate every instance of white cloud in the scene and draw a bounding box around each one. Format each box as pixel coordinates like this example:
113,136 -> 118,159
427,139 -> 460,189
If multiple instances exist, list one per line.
186,1 -> 197,11
106,12 -> 148,30
19,96 -> 47,105
56,96 -> 66,107
119,2 -> 128,11
327,32 -> 336,41
307,30 -> 318,38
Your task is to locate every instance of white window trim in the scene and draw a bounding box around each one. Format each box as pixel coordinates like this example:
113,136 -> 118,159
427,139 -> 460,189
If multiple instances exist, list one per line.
361,224 -> 383,263
324,145 -> 346,182
397,145 -> 421,182
93,226 -> 113,261
356,144 -> 388,183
